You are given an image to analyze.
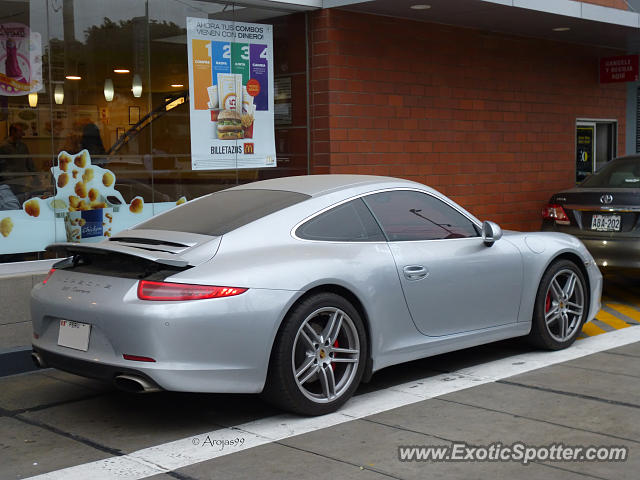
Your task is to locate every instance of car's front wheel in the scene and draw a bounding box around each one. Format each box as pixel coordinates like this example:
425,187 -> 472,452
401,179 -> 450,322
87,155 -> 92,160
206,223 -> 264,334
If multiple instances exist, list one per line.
263,292 -> 367,415
528,259 -> 588,350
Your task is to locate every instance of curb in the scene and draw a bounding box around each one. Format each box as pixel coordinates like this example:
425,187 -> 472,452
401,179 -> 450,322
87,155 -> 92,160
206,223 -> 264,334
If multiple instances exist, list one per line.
0,346 -> 37,377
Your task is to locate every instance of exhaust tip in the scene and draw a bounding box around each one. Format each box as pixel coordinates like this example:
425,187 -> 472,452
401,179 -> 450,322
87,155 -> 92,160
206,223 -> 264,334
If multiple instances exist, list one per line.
31,352 -> 46,369
114,374 -> 160,393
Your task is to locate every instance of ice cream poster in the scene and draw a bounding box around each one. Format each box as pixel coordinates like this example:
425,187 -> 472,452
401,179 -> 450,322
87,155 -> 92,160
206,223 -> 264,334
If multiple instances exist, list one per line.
0,149 -> 187,254
0,23 -> 42,96
186,17 -> 276,171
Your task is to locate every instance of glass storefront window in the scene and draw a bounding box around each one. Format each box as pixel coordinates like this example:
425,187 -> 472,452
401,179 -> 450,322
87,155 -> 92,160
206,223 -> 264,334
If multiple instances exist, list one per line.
0,0 -> 309,264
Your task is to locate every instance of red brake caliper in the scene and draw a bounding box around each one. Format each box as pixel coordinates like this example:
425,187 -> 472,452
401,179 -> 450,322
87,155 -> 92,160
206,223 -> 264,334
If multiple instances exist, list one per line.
331,340 -> 338,370
545,292 -> 551,313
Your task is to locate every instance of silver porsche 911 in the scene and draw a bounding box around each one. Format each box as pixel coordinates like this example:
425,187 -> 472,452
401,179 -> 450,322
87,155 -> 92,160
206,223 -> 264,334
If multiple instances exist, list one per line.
31,175 -> 602,415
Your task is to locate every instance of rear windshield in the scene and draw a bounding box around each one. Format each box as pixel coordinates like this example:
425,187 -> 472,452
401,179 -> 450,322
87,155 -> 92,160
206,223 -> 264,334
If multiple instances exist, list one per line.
133,189 -> 310,236
581,158 -> 640,188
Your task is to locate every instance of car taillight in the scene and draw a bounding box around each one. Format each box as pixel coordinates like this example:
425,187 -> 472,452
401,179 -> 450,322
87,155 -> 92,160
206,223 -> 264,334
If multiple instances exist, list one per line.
542,204 -> 570,225
123,354 -> 156,362
42,269 -> 56,284
137,280 -> 247,301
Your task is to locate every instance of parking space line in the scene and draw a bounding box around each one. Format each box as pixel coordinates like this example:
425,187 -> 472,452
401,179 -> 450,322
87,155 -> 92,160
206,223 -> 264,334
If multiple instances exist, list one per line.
23,327 -> 640,480
596,311 -> 631,330
595,312 -> 631,331
605,303 -> 640,324
580,277 -> 640,338
581,321 -> 607,337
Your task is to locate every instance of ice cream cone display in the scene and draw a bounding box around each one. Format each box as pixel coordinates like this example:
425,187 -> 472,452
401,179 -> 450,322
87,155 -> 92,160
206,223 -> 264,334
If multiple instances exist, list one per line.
1,151 -> 199,252
51,151 -> 125,210
47,150 -> 127,242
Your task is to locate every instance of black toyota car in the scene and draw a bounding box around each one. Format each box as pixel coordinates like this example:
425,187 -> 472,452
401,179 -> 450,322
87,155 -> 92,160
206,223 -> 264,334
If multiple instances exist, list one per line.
542,155 -> 640,270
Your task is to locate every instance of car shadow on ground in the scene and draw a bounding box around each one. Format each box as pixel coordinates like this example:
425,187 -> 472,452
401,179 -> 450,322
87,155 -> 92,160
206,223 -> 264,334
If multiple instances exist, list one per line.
75,337 -> 534,426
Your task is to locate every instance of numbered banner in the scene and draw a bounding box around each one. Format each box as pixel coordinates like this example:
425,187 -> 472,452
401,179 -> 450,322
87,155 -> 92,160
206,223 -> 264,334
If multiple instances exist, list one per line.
186,17 -> 276,171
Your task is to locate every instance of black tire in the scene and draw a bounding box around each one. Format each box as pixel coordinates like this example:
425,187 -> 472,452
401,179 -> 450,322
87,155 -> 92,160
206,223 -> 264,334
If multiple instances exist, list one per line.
528,259 -> 588,350
262,292 -> 368,416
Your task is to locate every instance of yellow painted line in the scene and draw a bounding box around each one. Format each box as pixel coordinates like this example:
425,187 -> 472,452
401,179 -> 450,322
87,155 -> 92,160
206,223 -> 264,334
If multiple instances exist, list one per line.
595,310 -> 630,330
606,303 -> 640,323
582,321 -> 607,337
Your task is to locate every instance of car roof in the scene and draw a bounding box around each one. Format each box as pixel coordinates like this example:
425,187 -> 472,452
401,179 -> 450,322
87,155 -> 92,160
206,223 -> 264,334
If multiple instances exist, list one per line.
228,174 -> 420,197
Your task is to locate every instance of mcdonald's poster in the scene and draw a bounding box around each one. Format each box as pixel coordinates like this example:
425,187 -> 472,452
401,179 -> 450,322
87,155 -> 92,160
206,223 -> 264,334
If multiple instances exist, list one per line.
186,17 -> 276,171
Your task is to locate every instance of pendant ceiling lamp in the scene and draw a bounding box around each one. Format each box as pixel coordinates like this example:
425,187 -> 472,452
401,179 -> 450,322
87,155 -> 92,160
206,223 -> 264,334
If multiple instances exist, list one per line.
132,74 -> 142,98
28,92 -> 38,107
54,84 -> 64,104
104,78 -> 114,102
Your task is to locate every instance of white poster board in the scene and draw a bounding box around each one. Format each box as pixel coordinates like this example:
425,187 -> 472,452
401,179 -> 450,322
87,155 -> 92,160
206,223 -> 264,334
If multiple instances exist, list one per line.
186,17 -> 276,171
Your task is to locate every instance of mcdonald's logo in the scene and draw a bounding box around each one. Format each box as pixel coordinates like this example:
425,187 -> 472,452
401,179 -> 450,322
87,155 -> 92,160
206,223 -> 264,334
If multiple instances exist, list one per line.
243,143 -> 255,155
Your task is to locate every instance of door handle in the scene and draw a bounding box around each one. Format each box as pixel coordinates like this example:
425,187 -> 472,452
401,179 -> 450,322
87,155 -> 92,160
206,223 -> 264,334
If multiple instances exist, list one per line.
403,265 -> 429,280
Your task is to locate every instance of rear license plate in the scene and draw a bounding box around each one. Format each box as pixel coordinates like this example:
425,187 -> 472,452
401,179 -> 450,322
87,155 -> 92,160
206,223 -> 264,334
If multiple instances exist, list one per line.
591,214 -> 621,232
57,320 -> 91,351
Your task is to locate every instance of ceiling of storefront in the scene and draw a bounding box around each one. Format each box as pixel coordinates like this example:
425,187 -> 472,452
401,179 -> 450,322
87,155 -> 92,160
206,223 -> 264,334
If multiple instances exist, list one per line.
340,0 -> 640,51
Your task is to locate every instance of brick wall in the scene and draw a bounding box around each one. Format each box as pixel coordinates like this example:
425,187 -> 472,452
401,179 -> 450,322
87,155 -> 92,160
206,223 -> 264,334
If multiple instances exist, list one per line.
309,9 -> 627,231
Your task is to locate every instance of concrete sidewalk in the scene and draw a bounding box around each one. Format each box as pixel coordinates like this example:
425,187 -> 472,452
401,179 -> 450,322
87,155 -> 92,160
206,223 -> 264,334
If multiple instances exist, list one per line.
1,337 -> 638,479
167,341 -> 640,480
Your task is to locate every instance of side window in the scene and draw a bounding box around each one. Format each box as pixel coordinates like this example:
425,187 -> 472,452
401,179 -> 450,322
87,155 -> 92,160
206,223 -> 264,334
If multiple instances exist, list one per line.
297,198 -> 385,242
363,190 -> 479,241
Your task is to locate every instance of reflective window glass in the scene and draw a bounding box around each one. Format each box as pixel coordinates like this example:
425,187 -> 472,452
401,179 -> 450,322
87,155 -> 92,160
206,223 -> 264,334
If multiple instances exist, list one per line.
296,198 -> 385,242
363,190 -> 479,241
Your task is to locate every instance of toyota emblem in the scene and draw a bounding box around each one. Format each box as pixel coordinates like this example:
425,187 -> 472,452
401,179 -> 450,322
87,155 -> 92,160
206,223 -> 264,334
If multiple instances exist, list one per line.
600,194 -> 613,204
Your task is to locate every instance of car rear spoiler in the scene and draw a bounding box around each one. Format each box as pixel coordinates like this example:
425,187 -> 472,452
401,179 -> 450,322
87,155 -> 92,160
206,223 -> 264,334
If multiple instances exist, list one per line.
47,242 -> 191,267
46,230 -> 221,268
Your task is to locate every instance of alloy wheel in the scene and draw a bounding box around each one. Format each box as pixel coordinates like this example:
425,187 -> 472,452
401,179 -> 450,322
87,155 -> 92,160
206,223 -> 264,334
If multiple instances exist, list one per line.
291,307 -> 360,404
544,268 -> 585,342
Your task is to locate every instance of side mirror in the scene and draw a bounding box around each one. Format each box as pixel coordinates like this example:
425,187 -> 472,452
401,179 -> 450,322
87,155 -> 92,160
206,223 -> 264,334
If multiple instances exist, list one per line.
482,221 -> 502,246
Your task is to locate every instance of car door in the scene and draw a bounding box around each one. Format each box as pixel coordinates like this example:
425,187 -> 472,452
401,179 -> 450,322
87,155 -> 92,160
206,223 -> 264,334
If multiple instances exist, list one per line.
363,189 -> 523,337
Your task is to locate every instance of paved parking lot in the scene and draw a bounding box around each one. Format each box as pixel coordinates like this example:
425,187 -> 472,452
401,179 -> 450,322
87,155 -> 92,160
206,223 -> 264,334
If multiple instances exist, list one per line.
2,273 -> 639,480
580,273 -> 640,339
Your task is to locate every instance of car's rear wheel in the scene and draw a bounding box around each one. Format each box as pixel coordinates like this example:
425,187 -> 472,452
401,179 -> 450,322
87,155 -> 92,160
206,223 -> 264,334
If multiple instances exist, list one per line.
263,292 -> 367,415
528,259 -> 587,350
